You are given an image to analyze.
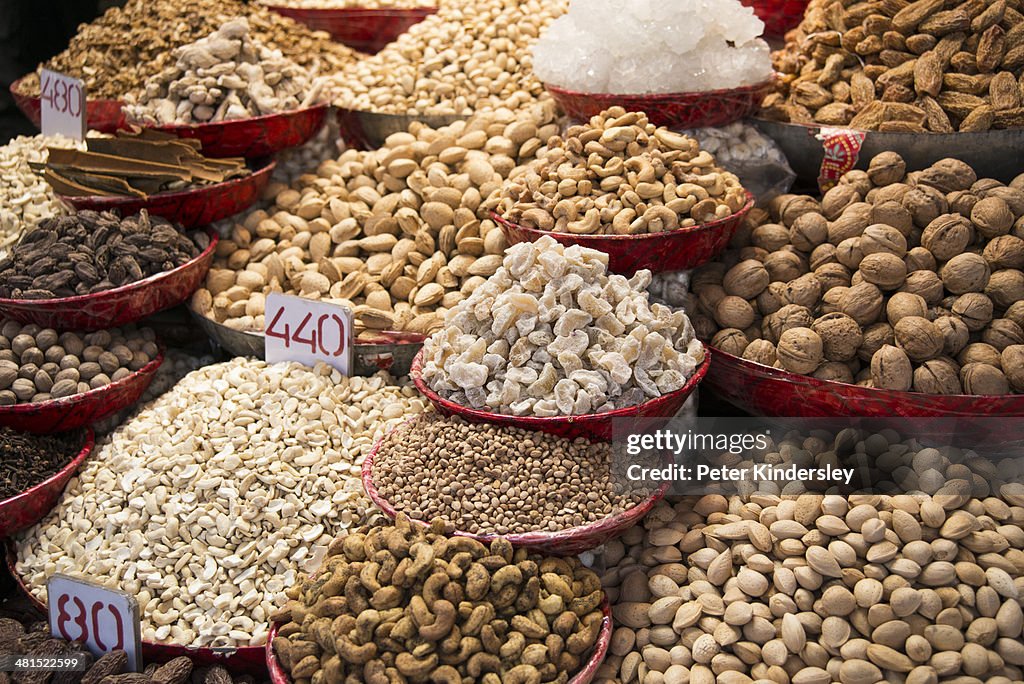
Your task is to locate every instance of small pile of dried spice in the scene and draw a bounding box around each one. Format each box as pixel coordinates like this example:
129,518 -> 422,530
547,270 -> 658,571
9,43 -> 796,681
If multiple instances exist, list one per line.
0,427 -> 85,500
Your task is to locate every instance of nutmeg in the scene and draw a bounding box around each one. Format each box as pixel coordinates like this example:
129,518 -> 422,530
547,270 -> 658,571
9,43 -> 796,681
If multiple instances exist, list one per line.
1002,345 -> 1024,392
913,359 -> 963,395
960,363 -> 1010,395
886,292 -> 929,326
940,253 -> 991,294
871,345 -> 913,391
983,235 -> 1024,270
722,260 -> 770,299
971,196 -> 1014,238
894,316 -> 944,362
951,292 -> 995,332
777,327 -> 824,374
958,343 -> 1003,368
900,270 -> 945,305
789,213 -> 828,251
782,274 -> 822,310
858,253 -> 907,290
982,318 -> 1024,351
935,316 -> 970,356
869,200 -> 914,236
921,215 -> 974,261
813,362 -> 855,384
712,329 -> 750,357
867,151 -> 906,187
904,247 -> 937,273
763,304 -> 815,344
714,296 -> 756,330
812,312 -> 864,362
984,269 -> 1024,309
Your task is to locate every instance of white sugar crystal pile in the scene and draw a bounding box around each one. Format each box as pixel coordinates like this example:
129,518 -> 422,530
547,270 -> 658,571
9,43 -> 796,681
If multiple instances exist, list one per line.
533,0 -> 773,94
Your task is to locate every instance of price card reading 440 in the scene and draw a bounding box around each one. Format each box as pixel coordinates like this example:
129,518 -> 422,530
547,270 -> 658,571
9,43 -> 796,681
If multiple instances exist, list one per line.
47,574 -> 142,671
265,293 -> 355,375
39,69 -> 86,140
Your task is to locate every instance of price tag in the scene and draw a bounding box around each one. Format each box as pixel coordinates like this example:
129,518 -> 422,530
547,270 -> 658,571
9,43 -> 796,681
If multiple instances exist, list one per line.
264,293 -> 354,375
47,575 -> 142,671
39,69 -> 86,140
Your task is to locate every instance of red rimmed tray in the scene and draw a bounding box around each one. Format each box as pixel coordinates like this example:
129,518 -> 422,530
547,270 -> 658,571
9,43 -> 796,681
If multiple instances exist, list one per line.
0,429 -> 93,538
739,0 -> 809,38
265,599 -> 612,684
9,77 -> 127,133
0,228 -> 218,331
493,195 -> 753,275
706,345 -> 1024,417
545,80 -> 774,129
363,416 -> 669,556
5,545 -> 266,672
59,160 -> 274,229
264,6 -> 437,53
411,348 -> 709,442
0,353 -> 162,434
141,104 -> 329,159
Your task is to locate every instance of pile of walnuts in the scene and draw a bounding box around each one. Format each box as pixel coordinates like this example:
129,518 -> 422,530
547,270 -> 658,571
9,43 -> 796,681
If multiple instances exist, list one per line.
692,152 -> 1024,395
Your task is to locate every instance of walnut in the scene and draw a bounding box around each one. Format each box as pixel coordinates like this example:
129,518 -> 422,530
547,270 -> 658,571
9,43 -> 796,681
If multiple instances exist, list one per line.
751,223 -> 792,252
840,170 -> 872,197
813,362 -> 855,384
722,260 -> 770,299
860,224 -> 908,257
836,238 -> 865,270
789,213 -> 829,251
982,186 -> 1024,218
901,270 -> 945,305
935,315 -> 970,356
917,159 -> 977,194
946,191 -> 979,217
822,184 -> 862,220
867,182 -> 911,205
712,329 -> 750,357
984,269 -> 1024,309
698,284 -> 728,318
814,263 -> 853,292
982,319 -> 1024,351
921,215 -> 974,261
691,314 -> 718,341
763,250 -> 806,283
858,322 -> 895,363
763,304 -> 815,345
1002,345 -> 1024,392
738,246 -> 770,262
810,243 -> 839,270
768,194 -> 821,227
904,247 -> 937,273
822,286 -> 849,315
871,345 -> 913,391
777,327 -> 824,375
859,253 -> 908,290
867,151 -> 906,186
903,185 -> 949,228
913,358 -> 963,395
782,274 -> 823,310
812,312 -> 864,362
1006,301 -> 1024,329
839,282 -> 885,326
958,343 -> 1003,369
886,292 -> 929,326
868,201 -> 914,237
828,210 -> 871,245
940,253 -> 991,294
714,296 -> 756,330
960,363 -> 1010,395
742,339 -> 778,367
971,197 -> 1014,238
895,316 -> 945,362
756,282 -> 786,317
951,292 -> 994,332
692,262 -> 729,290
983,236 -> 1024,270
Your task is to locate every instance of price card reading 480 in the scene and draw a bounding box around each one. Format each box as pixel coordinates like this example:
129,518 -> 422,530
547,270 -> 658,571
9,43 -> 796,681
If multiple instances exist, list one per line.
39,69 -> 86,140
264,294 -> 355,375
47,575 -> 142,671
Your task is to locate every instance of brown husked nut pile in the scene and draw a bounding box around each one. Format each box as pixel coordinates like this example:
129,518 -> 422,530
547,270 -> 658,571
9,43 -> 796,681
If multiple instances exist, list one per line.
271,515 -> 606,684
17,0 -> 358,100
693,152 -> 1024,395
329,0 -> 567,115
498,108 -> 748,236
372,414 -> 647,535
764,0 -> 1024,131
193,101 -> 560,337
597,432 -> 1024,683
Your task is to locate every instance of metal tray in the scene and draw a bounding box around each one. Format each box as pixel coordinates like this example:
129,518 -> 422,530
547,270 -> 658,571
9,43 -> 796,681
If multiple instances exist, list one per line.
336,108 -> 465,149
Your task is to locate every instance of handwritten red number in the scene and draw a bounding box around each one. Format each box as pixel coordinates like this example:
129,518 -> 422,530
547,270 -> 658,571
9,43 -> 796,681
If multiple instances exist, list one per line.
91,602 -> 107,650
293,313 -> 317,353
56,595 -> 89,643
266,306 -> 291,348
103,603 -> 125,651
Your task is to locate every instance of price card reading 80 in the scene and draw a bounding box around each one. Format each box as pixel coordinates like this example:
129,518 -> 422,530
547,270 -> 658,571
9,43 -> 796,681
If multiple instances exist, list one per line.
264,293 -> 355,375
46,575 -> 142,671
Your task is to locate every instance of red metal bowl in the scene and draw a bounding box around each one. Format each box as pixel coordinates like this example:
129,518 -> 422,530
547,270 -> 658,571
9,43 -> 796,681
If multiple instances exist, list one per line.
545,80 -> 774,129
264,6 -> 437,53
493,195 -> 754,275
0,228 -> 218,331
141,104 -> 330,159
9,77 -> 127,133
0,429 -> 93,538
411,348 -> 709,442
706,345 -> 1024,417
59,160 -> 274,229
739,0 -> 809,38
265,599 -> 612,684
0,353 -> 162,434
362,416 -> 669,555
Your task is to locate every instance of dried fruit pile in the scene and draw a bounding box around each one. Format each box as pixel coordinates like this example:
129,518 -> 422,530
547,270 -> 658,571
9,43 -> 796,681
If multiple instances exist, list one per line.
764,0 -> 1024,131
693,152 -> 1024,395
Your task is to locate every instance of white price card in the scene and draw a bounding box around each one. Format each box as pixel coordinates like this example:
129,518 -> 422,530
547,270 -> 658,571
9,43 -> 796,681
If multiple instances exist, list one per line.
265,293 -> 355,375
39,69 -> 87,140
47,574 -> 142,671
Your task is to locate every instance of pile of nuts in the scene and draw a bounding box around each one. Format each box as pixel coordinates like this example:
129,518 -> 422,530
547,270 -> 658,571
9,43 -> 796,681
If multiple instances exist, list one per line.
764,0 -> 1024,131
0,320 -> 158,405
372,413 -> 647,535
0,428 -> 86,500
271,514 -> 606,684
329,0 -> 566,115
16,360 -> 425,648
693,152 -> 1024,395
597,430 -> 1024,684
0,211 -> 206,300
192,102 -> 560,336
421,236 -> 705,415
261,0 -> 433,6
499,108 -> 748,235
125,20 -> 320,125
0,134 -> 85,255
17,0 -> 357,100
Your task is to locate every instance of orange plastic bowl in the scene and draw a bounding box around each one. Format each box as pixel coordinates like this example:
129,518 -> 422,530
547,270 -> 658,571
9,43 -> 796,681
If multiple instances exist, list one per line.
0,429 -> 93,537
411,348 -> 709,442
494,194 -> 753,275
10,77 -> 126,133
264,6 -> 437,53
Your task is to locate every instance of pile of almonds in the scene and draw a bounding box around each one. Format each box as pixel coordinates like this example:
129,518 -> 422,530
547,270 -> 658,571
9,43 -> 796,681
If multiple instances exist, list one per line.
193,101 -> 560,337
693,152 -> 1024,395
764,0 -> 1024,131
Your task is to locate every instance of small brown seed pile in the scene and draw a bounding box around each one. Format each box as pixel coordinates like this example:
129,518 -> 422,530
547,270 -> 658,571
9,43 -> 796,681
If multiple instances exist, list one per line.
764,0 -> 1024,131
693,152 -> 1024,395
0,428 -> 85,499
373,414 -> 647,535
0,320 -> 158,405
0,211 -> 206,300
499,108 -> 748,236
271,515 -> 606,684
